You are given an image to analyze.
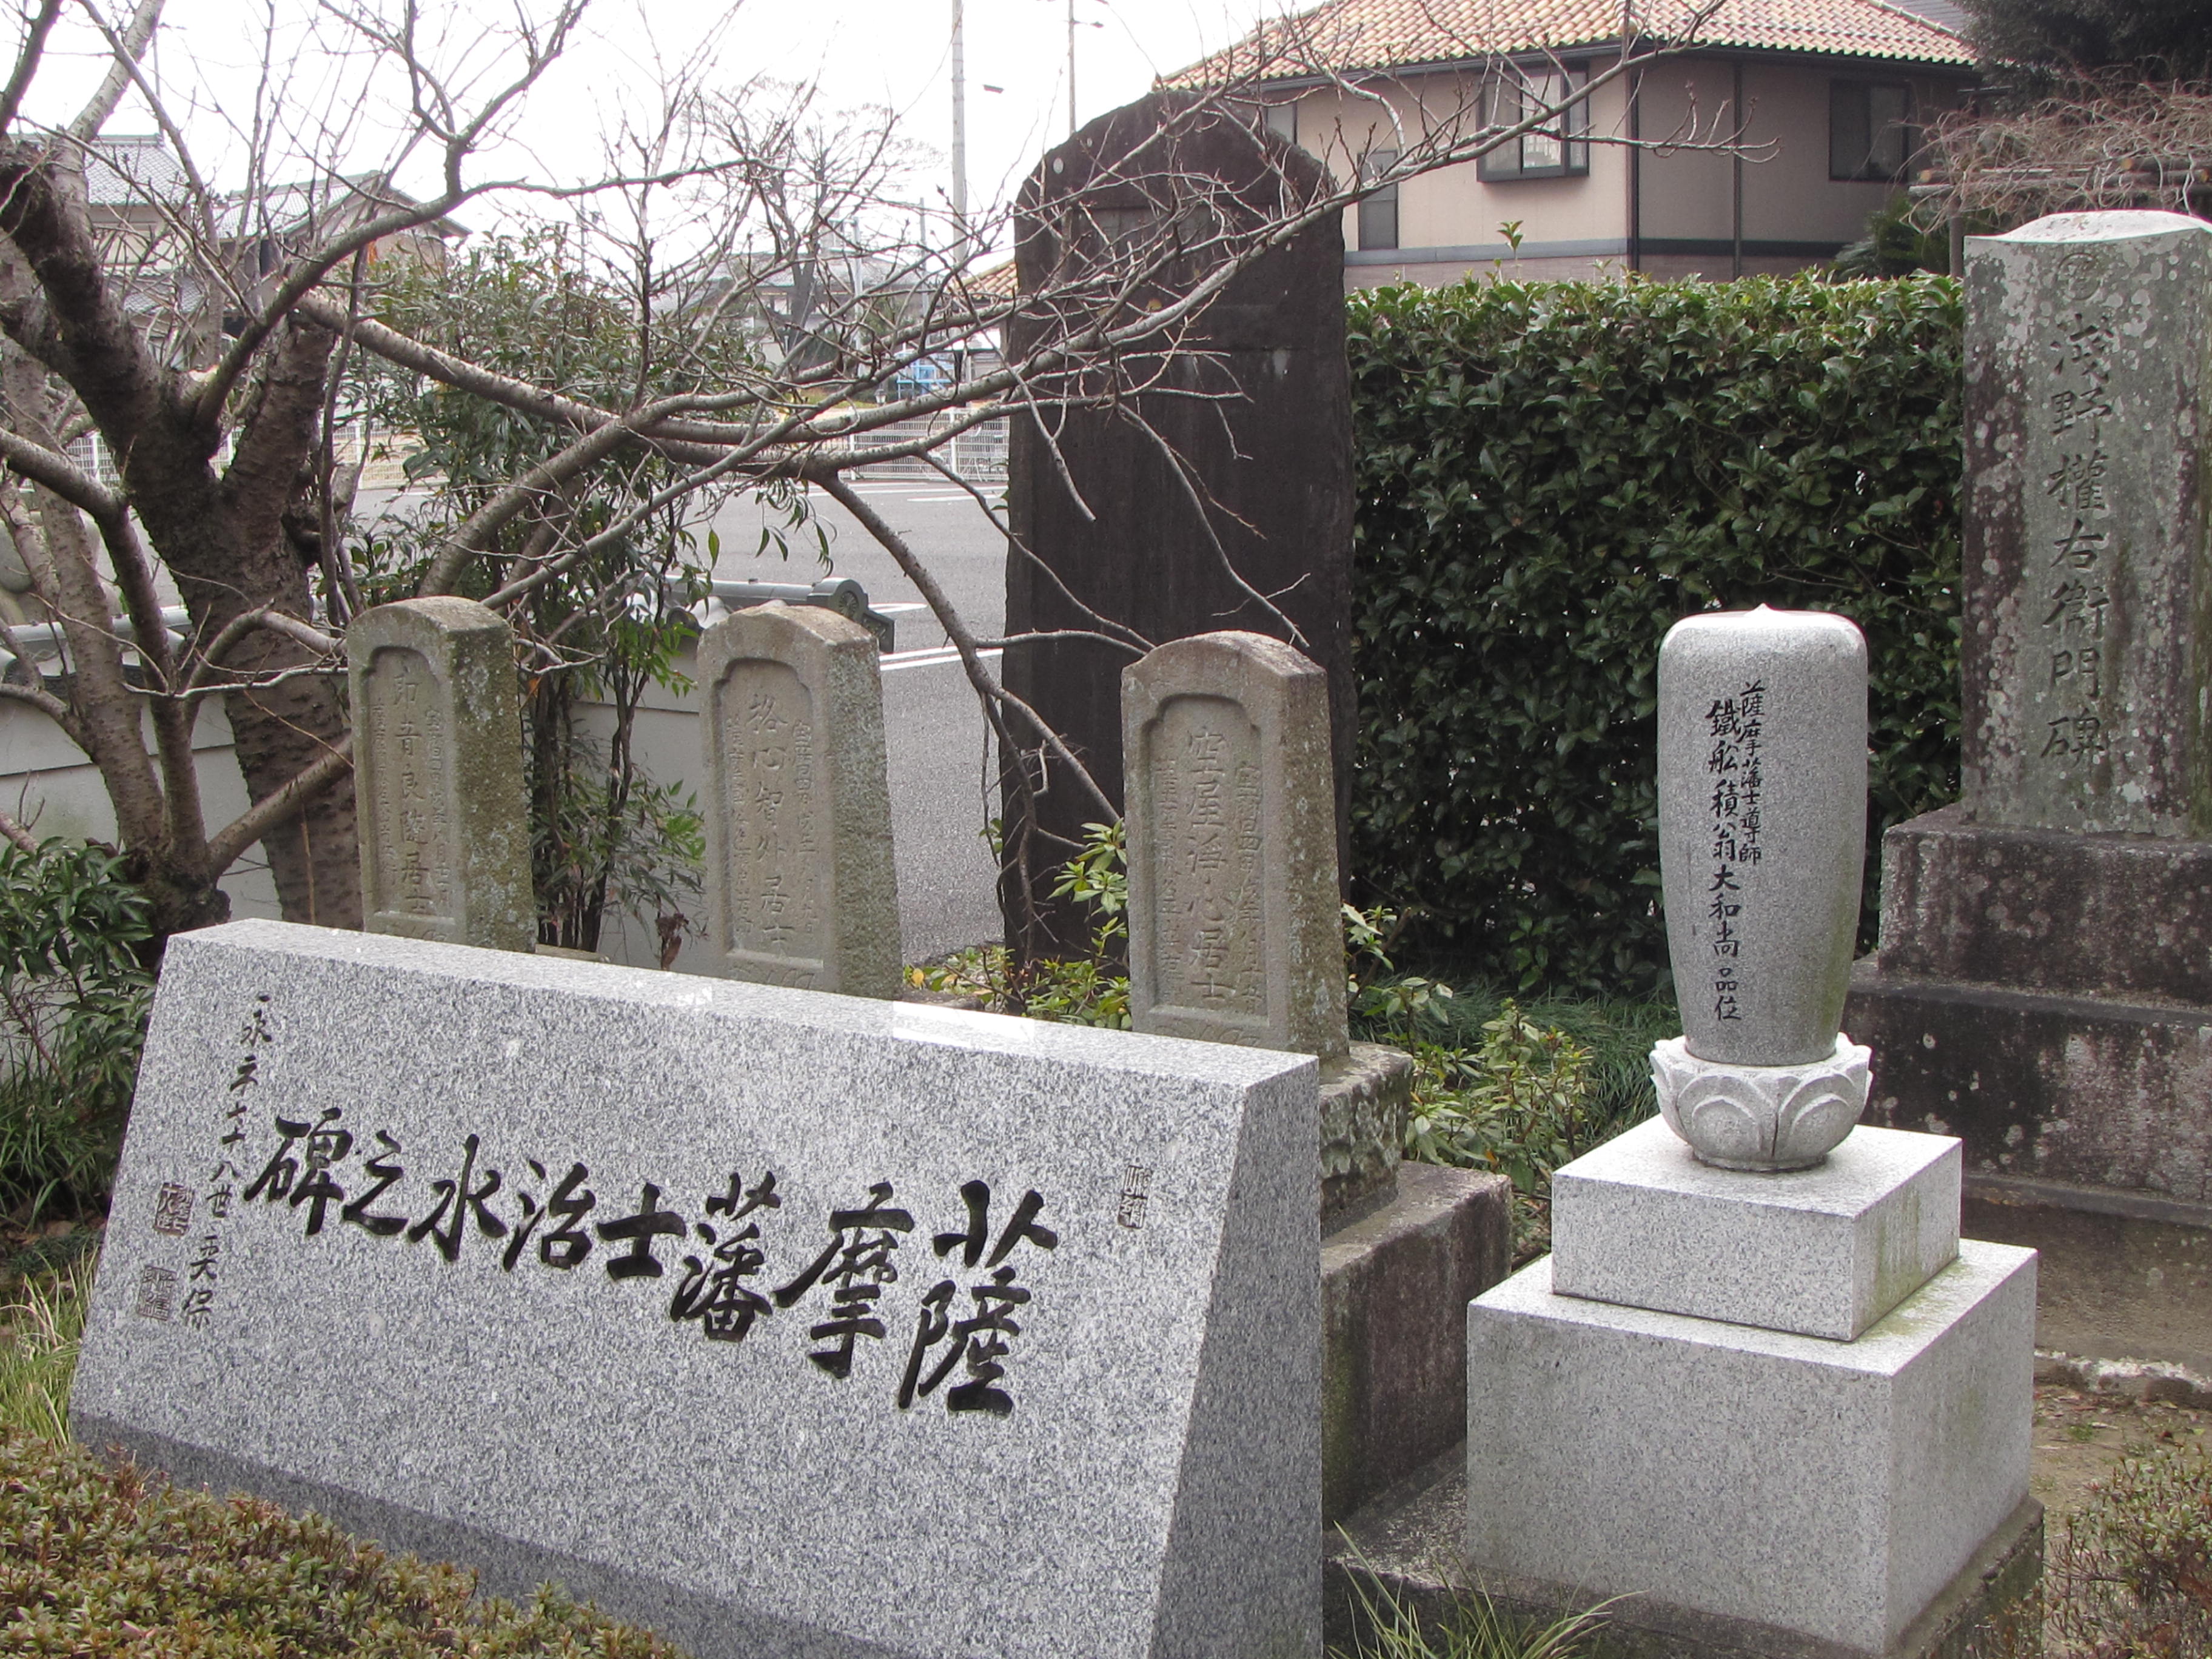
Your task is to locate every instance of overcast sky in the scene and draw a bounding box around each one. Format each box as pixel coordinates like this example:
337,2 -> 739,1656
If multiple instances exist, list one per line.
21,0 -> 1279,240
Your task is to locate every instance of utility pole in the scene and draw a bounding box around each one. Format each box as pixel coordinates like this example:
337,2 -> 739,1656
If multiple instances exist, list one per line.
951,0 -> 968,224
1067,0 -> 1077,136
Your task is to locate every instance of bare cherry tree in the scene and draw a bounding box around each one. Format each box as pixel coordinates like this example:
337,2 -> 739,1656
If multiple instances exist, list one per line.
0,0 -> 1741,955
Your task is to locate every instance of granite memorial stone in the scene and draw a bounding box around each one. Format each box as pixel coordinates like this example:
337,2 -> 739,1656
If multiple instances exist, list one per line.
1120,629 -> 1509,1522
347,598 -> 534,953
1004,93 -> 1354,956
72,919 -> 1319,1659
1957,211 -> 2212,837
699,601 -> 900,999
1464,612 -> 2039,1657
1655,606 -> 1870,1168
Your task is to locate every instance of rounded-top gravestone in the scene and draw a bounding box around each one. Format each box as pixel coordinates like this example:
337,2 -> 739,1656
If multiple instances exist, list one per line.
1654,606 -> 1871,1170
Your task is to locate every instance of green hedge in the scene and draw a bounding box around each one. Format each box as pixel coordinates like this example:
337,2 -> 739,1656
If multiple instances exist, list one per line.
1347,274 -> 1963,995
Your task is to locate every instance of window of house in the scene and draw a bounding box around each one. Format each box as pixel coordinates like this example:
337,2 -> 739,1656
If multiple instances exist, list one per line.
1264,102 -> 1297,147
1829,80 -> 1912,181
1358,149 -> 1399,250
1478,64 -> 1590,181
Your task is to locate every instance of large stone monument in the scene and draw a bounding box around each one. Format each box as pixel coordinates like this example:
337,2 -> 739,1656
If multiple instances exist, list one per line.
1122,631 -> 1510,1523
1003,93 -> 1353,956
1848,212 -> 2212,1372
347,598 -> 534,952
1459,609 -> 2039,1658
698,601 -> 900,999
74,919 -> 1318,1659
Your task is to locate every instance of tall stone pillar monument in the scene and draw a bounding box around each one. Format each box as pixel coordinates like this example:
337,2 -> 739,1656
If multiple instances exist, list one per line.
1002,93 -> 1353,957
1466,608 -> 2039,1657
1849,215 -> 2212,1335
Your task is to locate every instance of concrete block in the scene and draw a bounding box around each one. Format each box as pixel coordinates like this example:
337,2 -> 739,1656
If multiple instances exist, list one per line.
1965,1172 -> 2212,1378
1551,1119 -> 1960,1340
1322,1162 -> 1510,1522
1467,1241 -> 2037,1657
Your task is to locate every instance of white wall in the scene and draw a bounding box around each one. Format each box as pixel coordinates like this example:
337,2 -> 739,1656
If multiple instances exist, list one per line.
0,698 -> 283,920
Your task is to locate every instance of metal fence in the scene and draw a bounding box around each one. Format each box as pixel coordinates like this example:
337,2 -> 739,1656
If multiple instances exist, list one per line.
837,415 -> 1008,484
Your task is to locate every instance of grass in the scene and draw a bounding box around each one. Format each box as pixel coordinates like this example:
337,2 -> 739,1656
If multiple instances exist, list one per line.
1332,1555 -> 1610,1659
0,1244 -> 95,1443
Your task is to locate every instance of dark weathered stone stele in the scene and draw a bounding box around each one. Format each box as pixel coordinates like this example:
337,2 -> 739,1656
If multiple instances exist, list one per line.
1850,212 -> 2212,1228
1001,92 -> 1353,955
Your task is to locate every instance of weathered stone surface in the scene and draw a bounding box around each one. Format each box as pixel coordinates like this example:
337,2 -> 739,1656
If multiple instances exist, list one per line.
1467,1243 -> 2037,1657
347,598 -> 534,953
1319,1162 -> 1509,1523
73,920 -> 1321,1659
1552,1118 -> 1960,1342
1848,962 -> 2212,1204
699,602 -> 900,999
1319,1044 -> 1411,1224
1124,631 -> 1347,1060
1873,804 -> 2212,1005
1961,210 -> 2212,836
1003,95 -> 1352,955
1657,607 -> 1868,1067
1963,1175 -> 2212,1378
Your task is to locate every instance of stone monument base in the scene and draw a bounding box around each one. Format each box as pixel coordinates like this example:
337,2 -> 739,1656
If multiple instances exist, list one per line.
1846,806 -> 2212,1207
1466,1243 -> 2036,1655
1848,964 -> 2212,1202
1324,1446 -> 2043,1659
1322,1162 -> 1511,1521
1321,1043 -> 1415,1224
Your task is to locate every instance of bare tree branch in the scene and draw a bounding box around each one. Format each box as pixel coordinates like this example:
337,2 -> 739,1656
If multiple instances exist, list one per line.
64,0 -> 161,142
206,732 -> 352,876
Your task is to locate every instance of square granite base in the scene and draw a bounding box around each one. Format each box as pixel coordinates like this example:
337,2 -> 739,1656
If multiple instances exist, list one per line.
1551,1120 -> 1961,1341
1324,1444 -> 2042,1659
1466,1241 -> 2037,1655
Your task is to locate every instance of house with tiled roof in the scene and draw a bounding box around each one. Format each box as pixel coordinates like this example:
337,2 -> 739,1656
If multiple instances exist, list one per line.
1170,0 -> 1978,284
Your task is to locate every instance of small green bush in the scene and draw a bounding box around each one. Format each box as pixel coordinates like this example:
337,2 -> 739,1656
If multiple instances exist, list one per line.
0,840 -> 155,1221
1347,274 -> 1963,995
2049,1437 -> 2212,1656
0,1425 -> 689,1657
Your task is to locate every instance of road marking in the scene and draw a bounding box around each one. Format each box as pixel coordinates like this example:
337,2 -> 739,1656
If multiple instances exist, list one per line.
903,492 -> 987,504
882,646 -> 1002,673
873,602 -> 931,614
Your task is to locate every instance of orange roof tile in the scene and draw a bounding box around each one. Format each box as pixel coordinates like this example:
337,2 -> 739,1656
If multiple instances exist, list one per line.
1166,0 -> 1973,86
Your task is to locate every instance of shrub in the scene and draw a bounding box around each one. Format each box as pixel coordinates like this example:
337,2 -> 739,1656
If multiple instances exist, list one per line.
0,840 -> 156,1221
0,1426 -> 689,1657
2049,1437 -> 2212,1656
1347,274 -> 1963,995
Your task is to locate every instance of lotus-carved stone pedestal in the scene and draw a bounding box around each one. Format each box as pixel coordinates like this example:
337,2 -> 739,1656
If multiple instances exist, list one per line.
1652,1034 -> 1871,1171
